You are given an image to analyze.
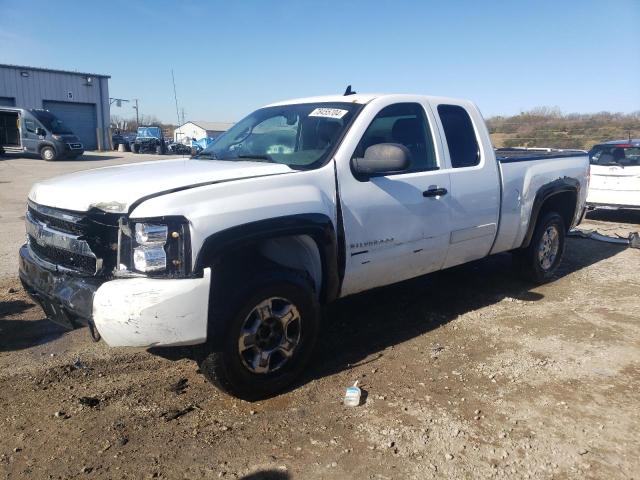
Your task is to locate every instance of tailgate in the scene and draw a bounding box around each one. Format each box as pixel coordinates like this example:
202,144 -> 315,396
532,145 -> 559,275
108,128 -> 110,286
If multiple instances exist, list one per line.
590,165 -> 640,191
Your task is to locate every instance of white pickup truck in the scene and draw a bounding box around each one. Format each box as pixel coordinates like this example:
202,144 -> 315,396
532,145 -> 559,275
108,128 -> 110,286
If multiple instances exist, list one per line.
19,93 -> 589,399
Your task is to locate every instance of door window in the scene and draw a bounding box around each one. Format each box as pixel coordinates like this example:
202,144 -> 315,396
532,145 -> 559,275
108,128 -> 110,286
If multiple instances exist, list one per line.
437,104 -> 480,168
354,103 -> 437,172
24,119 -> 37,133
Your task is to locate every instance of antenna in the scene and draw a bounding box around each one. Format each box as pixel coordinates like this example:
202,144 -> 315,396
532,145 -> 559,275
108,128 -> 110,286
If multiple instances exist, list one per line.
344,85 -> 356,96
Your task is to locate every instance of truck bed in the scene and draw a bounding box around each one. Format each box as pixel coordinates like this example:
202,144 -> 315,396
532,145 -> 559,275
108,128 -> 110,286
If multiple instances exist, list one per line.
490,149 -> 590,255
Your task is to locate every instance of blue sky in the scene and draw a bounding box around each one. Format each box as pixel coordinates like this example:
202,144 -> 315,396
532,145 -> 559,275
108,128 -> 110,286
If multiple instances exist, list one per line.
1,0 -> 638,123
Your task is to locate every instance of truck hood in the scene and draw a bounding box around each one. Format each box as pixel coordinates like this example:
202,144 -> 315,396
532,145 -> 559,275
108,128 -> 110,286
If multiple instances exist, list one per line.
29,158 -> 295,213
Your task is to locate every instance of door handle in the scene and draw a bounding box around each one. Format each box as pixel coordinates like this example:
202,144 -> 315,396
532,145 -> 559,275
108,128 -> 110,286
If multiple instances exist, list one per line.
423,187 -> 448,198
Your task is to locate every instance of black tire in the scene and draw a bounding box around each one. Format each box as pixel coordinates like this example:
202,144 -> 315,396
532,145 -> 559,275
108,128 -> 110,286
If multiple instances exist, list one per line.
198,268 -> 320,401
513,212 -> 566,283
155,145 -> 163,155
40,146 -> 57,161
131,144 -> 140,154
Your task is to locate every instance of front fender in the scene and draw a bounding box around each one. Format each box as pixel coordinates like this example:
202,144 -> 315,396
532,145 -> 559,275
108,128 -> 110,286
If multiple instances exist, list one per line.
128,163 -> 340,298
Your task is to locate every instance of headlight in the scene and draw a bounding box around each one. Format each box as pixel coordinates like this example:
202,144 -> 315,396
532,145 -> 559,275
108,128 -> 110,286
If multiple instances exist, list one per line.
135,223 -> 168,244
52,134 -> 63,140
117,218 -> 191,277
134,245 -> 167,272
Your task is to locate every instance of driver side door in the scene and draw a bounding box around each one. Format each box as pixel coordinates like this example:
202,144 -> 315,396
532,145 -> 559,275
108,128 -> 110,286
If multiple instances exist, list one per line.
337,101 -> 452,296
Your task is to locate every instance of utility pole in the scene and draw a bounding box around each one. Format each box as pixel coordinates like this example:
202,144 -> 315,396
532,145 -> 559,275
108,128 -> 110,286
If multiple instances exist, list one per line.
171,69 -> 181,128
132,99 -> 140,126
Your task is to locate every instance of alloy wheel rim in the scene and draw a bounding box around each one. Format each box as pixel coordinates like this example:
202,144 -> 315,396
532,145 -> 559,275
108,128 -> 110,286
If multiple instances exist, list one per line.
44,149 -> 53,160
538,225 -> 560,271
238,297 -> 302,374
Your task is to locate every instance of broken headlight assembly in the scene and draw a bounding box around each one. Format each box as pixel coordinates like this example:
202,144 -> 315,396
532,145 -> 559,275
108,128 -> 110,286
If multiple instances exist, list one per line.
117,218 -> 191,277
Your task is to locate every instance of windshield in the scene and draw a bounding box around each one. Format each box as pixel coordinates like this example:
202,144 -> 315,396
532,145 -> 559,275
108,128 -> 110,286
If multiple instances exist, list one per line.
137,127 -> 162,138
31,110 -> 73,134
589,145 -> 640,167
195,102 -> 360,168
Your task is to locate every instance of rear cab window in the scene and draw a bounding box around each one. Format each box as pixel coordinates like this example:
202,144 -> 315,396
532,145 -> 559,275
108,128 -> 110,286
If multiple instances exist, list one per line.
589,145 -> 640,167
437,104 -> 480,168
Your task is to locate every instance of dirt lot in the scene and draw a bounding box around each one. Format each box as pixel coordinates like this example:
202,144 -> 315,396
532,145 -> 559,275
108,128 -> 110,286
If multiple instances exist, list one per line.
1,154 -> 639,479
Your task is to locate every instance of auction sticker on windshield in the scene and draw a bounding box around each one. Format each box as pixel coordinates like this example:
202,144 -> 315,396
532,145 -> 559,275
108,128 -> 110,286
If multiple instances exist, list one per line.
309,108 -> 349,119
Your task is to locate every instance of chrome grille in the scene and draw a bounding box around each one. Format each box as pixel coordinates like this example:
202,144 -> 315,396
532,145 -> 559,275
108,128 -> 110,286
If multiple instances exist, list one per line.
27,203 -> 85,235
25,204 -> 99,275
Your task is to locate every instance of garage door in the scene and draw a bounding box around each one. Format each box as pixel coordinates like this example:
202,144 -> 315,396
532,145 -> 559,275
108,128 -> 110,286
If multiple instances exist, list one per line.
0,97 -> 15,107
42,101 -> 97,150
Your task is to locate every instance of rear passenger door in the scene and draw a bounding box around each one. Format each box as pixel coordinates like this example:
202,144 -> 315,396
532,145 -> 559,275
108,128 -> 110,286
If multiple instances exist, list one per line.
429,102 -> 500,268
338,100 -> 452,296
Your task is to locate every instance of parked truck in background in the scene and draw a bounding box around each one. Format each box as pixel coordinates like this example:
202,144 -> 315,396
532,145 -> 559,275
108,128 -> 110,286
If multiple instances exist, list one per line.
0,107 -> 84,160
130,126 -> 166,155
19,93 -> 589,399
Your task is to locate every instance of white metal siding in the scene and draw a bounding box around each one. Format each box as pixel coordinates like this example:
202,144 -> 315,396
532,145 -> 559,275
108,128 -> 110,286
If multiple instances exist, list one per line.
174,122 -> 207,143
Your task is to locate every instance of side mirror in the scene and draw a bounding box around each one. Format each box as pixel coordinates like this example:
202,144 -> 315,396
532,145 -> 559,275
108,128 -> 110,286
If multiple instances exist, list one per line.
351,143 -> 411,177
36,127 -> 46,136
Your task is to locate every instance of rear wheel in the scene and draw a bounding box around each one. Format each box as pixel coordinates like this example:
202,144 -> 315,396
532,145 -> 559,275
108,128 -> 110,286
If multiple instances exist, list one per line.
155,145 -> 163,155
131,144 -> 140,154
40,146 -> 57,161
514,212 -> 566,283
197,268 -> 320,401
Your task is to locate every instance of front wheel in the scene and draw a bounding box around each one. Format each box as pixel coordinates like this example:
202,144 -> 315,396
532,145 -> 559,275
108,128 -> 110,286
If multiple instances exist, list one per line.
513,212 -> 566,283
40,146 -> 57,161
131,144 -> 140,153
198,268 -> 320,401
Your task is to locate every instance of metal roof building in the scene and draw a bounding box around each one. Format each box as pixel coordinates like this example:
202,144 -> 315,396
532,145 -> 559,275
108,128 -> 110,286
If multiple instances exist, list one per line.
0,64 -> 110,150
174,120 -> 234,144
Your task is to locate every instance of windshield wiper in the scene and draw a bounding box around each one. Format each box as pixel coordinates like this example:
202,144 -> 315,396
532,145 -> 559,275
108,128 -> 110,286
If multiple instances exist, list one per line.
236,154 -> 275,163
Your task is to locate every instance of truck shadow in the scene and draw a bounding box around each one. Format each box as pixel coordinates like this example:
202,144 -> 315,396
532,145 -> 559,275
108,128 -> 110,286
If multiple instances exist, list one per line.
0,300 -> 67,352
303,237 -> 626,386
149,237 -> 625,388
239,471 -> 290,480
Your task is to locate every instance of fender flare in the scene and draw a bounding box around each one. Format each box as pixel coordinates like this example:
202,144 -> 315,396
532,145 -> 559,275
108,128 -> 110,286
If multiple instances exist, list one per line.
521,177 -> 580,249
194,213 -> 341,303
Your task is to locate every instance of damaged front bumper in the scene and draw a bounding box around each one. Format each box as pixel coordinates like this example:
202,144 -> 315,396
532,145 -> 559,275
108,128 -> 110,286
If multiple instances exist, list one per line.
19,243 -> 212,347
92,269 -> 211,347
19,244 -> 102,329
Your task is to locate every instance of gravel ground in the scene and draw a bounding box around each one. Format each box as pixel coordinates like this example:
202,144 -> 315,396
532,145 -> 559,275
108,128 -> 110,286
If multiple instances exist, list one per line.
1,154 -> 639,479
